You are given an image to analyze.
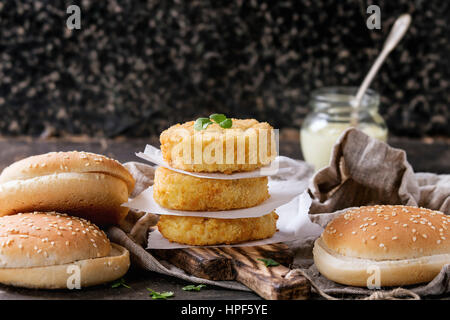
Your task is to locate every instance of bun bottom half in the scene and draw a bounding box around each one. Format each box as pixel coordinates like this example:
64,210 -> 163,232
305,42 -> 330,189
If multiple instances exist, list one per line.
158,212 -> 278,246
313,238 -> 450,287
0,243 -> 130,289
0,172 -> 130,225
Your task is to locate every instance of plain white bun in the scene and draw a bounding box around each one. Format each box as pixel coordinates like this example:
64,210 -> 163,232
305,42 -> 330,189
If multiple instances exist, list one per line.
313,205 -> 450,287
0,151 -> 136,225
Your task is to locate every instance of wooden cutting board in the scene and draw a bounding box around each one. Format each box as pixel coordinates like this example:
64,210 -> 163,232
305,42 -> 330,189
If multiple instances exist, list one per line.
152,243 -> 310,300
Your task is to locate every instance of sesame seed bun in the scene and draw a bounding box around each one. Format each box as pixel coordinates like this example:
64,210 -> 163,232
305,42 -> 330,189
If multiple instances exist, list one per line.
160,119 -> 277,174
0,212 -> 130,289
0,151 -> 136,225
313,205 -> 450,287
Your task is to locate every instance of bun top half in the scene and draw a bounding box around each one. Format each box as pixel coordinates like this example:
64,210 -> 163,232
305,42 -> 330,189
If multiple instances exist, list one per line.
0,212 -> 111,268
322,205 -> 450,261
0,151 -> 135,193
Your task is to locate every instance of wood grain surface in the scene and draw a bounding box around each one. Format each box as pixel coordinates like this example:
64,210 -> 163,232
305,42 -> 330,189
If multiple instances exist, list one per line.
153,243 -> 310,300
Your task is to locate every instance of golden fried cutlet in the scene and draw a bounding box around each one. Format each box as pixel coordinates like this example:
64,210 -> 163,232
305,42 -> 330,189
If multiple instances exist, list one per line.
160,119 -> 277,174
153,167 -> 269,211
157,211 -> 278,246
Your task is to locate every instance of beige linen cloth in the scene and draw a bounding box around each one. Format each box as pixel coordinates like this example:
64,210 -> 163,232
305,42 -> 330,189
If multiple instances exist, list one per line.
106,128 -> 450,298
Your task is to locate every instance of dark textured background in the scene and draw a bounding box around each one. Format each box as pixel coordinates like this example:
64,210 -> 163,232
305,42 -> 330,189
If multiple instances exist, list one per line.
0,0 -> 448,138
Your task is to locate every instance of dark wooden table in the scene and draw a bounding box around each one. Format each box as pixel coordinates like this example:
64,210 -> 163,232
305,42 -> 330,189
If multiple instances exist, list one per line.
0,130 -> 448,300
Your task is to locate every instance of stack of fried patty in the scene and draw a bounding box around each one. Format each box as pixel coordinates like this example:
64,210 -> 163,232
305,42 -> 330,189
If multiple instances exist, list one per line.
154,119 -> 278,245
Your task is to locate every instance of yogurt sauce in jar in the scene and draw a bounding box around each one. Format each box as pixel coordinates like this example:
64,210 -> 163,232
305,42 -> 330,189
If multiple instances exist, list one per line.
300,87 -> 388,171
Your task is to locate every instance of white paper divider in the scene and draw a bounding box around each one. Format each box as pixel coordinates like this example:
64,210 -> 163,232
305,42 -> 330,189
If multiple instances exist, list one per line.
136,144 -> 295,179
146,192 -> 324,249
123,179 -> 309,219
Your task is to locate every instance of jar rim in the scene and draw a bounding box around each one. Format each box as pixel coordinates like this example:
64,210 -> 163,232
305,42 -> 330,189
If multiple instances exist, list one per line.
310,86 -> 379,109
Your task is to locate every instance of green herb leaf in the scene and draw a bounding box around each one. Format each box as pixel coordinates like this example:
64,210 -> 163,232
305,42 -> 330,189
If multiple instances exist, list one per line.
209,113 -> 227,124
111,278 -> 131,289
203,121 -> 212,129
219,118 -> 232,128
182,284 -> 207,292
194,115 -> 232,130
257,258 -> 280,267
147,288 -> 174,299
194,118 -> 212,131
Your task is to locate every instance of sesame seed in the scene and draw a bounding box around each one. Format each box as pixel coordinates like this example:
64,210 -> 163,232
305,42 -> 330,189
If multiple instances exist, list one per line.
370,235 -> 376,240
392,236 -> 398,240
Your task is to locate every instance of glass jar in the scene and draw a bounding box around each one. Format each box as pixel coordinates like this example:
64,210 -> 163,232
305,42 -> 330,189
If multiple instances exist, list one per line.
300,87 -> 388,171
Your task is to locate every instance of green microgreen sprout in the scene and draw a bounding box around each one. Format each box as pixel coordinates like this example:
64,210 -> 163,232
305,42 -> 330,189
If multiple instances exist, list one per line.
257,258 -> 280,267
182,284 -> 207,292
111,278 -> 131,289
147,288 -> 175,299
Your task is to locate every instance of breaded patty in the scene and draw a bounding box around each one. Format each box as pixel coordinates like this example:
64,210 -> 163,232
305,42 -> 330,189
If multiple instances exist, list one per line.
153,167 -> 269,211
160,119 -> 277,173
157,211 -> 278,245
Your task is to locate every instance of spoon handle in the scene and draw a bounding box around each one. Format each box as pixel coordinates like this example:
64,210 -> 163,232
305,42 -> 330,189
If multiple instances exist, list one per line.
353,14 -> 412,109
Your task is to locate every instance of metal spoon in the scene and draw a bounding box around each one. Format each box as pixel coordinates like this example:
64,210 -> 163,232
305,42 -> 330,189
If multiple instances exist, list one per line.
351,14 -> 411,124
